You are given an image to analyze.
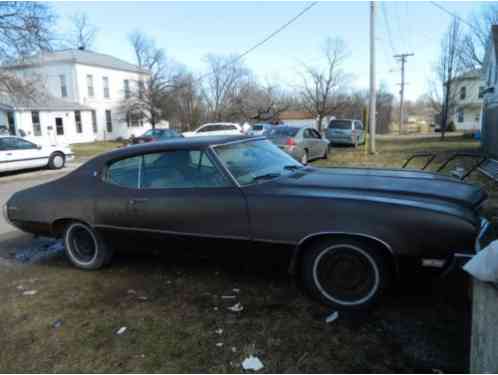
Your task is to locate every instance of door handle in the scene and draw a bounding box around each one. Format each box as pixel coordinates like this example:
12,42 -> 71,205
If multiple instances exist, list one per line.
129,198 -> 148,205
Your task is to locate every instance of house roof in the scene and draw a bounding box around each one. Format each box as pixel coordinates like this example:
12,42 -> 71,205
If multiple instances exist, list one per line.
278,111 -> 315,120
3,49 -> 149,74
454,69 -> 481,81
0,93 -> 92,111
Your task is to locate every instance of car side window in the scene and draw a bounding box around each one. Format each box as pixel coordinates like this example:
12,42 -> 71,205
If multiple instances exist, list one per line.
303,129 -> 312,138
1,137 -> 36,150
310,129 -> 322,139
106,156 -> 141,189
141,150 -> 229,189
197,125 -> 213,133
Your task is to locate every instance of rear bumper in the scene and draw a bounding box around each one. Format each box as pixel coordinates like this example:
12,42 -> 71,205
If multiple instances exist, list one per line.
326,137 -> 354,145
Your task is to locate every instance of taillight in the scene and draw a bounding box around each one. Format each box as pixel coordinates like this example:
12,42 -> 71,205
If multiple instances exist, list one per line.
287,137 -> 296,146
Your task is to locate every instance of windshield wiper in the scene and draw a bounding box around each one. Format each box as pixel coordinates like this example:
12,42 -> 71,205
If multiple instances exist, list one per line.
252,172 -> 281,182
283,165 -> 304,171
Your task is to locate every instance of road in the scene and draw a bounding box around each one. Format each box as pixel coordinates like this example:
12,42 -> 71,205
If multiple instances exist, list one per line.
0,168 -> 75,263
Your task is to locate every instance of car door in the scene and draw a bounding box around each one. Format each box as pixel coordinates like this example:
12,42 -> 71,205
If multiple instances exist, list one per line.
310,128 -> 327,156
303,128 -> 320,159
0,138 -> 15,172
95,149 -> 250,241
1,137 -> 48,171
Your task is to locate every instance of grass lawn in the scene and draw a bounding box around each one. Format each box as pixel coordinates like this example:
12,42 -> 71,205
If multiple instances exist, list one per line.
0,135 -> 487,373
71,141 -> 125,161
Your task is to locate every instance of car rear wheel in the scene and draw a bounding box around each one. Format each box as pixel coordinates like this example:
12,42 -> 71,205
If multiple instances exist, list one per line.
48,152 -> 65,170
301,150 -> 309,165
64,222 -> 113,270
301,238 -> 389,310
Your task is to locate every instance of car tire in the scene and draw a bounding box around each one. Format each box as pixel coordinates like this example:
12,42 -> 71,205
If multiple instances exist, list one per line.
301,150 -> 309,165
64,222 -> 113,270
301,238 -> 390,310
322,146 -> 329,159
48,152 -> 65,170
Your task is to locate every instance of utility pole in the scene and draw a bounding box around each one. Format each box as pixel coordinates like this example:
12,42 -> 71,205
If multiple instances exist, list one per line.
394,53 -> 414,134
368,1 -> 376,154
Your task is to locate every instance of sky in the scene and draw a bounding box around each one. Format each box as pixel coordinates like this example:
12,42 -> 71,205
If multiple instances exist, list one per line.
52,1 -> 484,101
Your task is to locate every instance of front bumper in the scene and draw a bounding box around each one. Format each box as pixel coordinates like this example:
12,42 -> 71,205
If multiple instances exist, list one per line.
441,218 -> 493,276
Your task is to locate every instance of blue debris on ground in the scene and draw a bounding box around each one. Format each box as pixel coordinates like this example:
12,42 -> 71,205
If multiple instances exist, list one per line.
14,239 -> 65,264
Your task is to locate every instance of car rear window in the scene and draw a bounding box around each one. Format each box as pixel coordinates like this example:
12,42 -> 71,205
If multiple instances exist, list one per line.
328,120 -> 352,130
271,127 -> 299,137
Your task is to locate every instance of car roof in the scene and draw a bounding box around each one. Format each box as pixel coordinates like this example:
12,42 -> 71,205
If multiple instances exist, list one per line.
93,135 -> 264,163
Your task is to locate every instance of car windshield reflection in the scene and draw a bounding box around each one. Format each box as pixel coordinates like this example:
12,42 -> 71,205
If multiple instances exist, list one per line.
213,139 -> 303,186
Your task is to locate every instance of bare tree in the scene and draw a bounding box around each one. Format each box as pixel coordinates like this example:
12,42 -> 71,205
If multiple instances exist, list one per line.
0,2 -> 55,63
460,3 -> 498,69
120,31 -> 183,128
429,19 -> 464,140
0,2 -> 55,100
67,12 -> 98,50
202,54 -> 250,121
170,73 -> 206,131
300,37 -> 350,132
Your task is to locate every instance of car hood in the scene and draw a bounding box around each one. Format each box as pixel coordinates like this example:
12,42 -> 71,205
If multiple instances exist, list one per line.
275,167 -> 486,209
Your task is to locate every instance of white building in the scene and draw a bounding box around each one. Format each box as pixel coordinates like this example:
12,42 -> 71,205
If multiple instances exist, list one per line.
449,70 -> 484,132
0,49 -> 154,144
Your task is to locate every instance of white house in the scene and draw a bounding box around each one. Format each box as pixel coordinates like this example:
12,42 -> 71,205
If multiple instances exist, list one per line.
449,69 -> 484,132
0,49 -> 155,144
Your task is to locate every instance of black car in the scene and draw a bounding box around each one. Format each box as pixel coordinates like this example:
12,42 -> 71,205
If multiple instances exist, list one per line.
3,135 -> 491,310
129,128 -> 182,145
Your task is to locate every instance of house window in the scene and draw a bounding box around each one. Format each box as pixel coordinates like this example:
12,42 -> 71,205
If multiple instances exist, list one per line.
138,80 -> 145,99
31,111 -> 41,136
74,110 -> 82,133
479,86 -> 485,99
56,117 -> 64,135
457,108 -> 464,123
124,79 -> 130,99
103,76 -> 110,98
460,86 -> 466,100
105,110 -> 112,133
91,110 -> 97,133
87,74 -> 94,97
126,112 -> 142,127
59,75 -> 67,98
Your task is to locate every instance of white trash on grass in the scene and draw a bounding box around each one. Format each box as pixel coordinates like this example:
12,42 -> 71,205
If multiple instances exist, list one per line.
228,302 -> 244,312
325,311 -> 339,323
215,328 -> 223,335
22,290 -> 37,296
463,240 -> 498,283
116,326 -> 127,335
242,355 -> 264,371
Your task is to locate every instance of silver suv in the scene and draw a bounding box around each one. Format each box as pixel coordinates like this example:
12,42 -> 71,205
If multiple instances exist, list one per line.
325,119 -> 366,147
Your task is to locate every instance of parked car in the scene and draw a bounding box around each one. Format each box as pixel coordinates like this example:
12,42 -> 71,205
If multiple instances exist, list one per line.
182,122 -> 243,137
129,128 -> 182,145
268,125 -> 329,164
325,119 -> 366,147
6,135 -> 490,310
0,136 -> 73,173
249,123 -> 274,136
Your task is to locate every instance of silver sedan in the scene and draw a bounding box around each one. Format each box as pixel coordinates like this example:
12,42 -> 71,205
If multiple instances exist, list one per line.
268,125 -> 329,164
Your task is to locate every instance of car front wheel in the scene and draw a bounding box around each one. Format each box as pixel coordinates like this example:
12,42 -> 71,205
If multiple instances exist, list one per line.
64,222 -> 113,270
48,152 -> 65,170
301,238 -> 389,310
301,150 -> 309,165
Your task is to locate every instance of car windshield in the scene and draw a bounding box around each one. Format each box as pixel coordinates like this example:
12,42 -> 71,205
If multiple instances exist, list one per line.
270,126 -> 299,137
143,129 -> 164,137
328,120 -> 352,130
214,139 -> 303,186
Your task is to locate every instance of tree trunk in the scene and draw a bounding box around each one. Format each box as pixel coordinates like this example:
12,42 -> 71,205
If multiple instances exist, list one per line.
317,115 -> 324,133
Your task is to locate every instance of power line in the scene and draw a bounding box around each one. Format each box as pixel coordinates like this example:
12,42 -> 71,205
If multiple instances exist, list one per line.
429,1 -> 480,34
197,2 -> 318,82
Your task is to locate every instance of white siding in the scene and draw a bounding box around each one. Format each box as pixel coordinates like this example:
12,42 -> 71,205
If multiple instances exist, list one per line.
14,110 -> 95,145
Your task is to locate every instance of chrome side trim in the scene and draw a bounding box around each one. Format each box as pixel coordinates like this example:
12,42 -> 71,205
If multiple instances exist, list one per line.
93,223 -> 250,242
475,217 -> 491,252
454,253 -> 473,259
296,231 -> 395,256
